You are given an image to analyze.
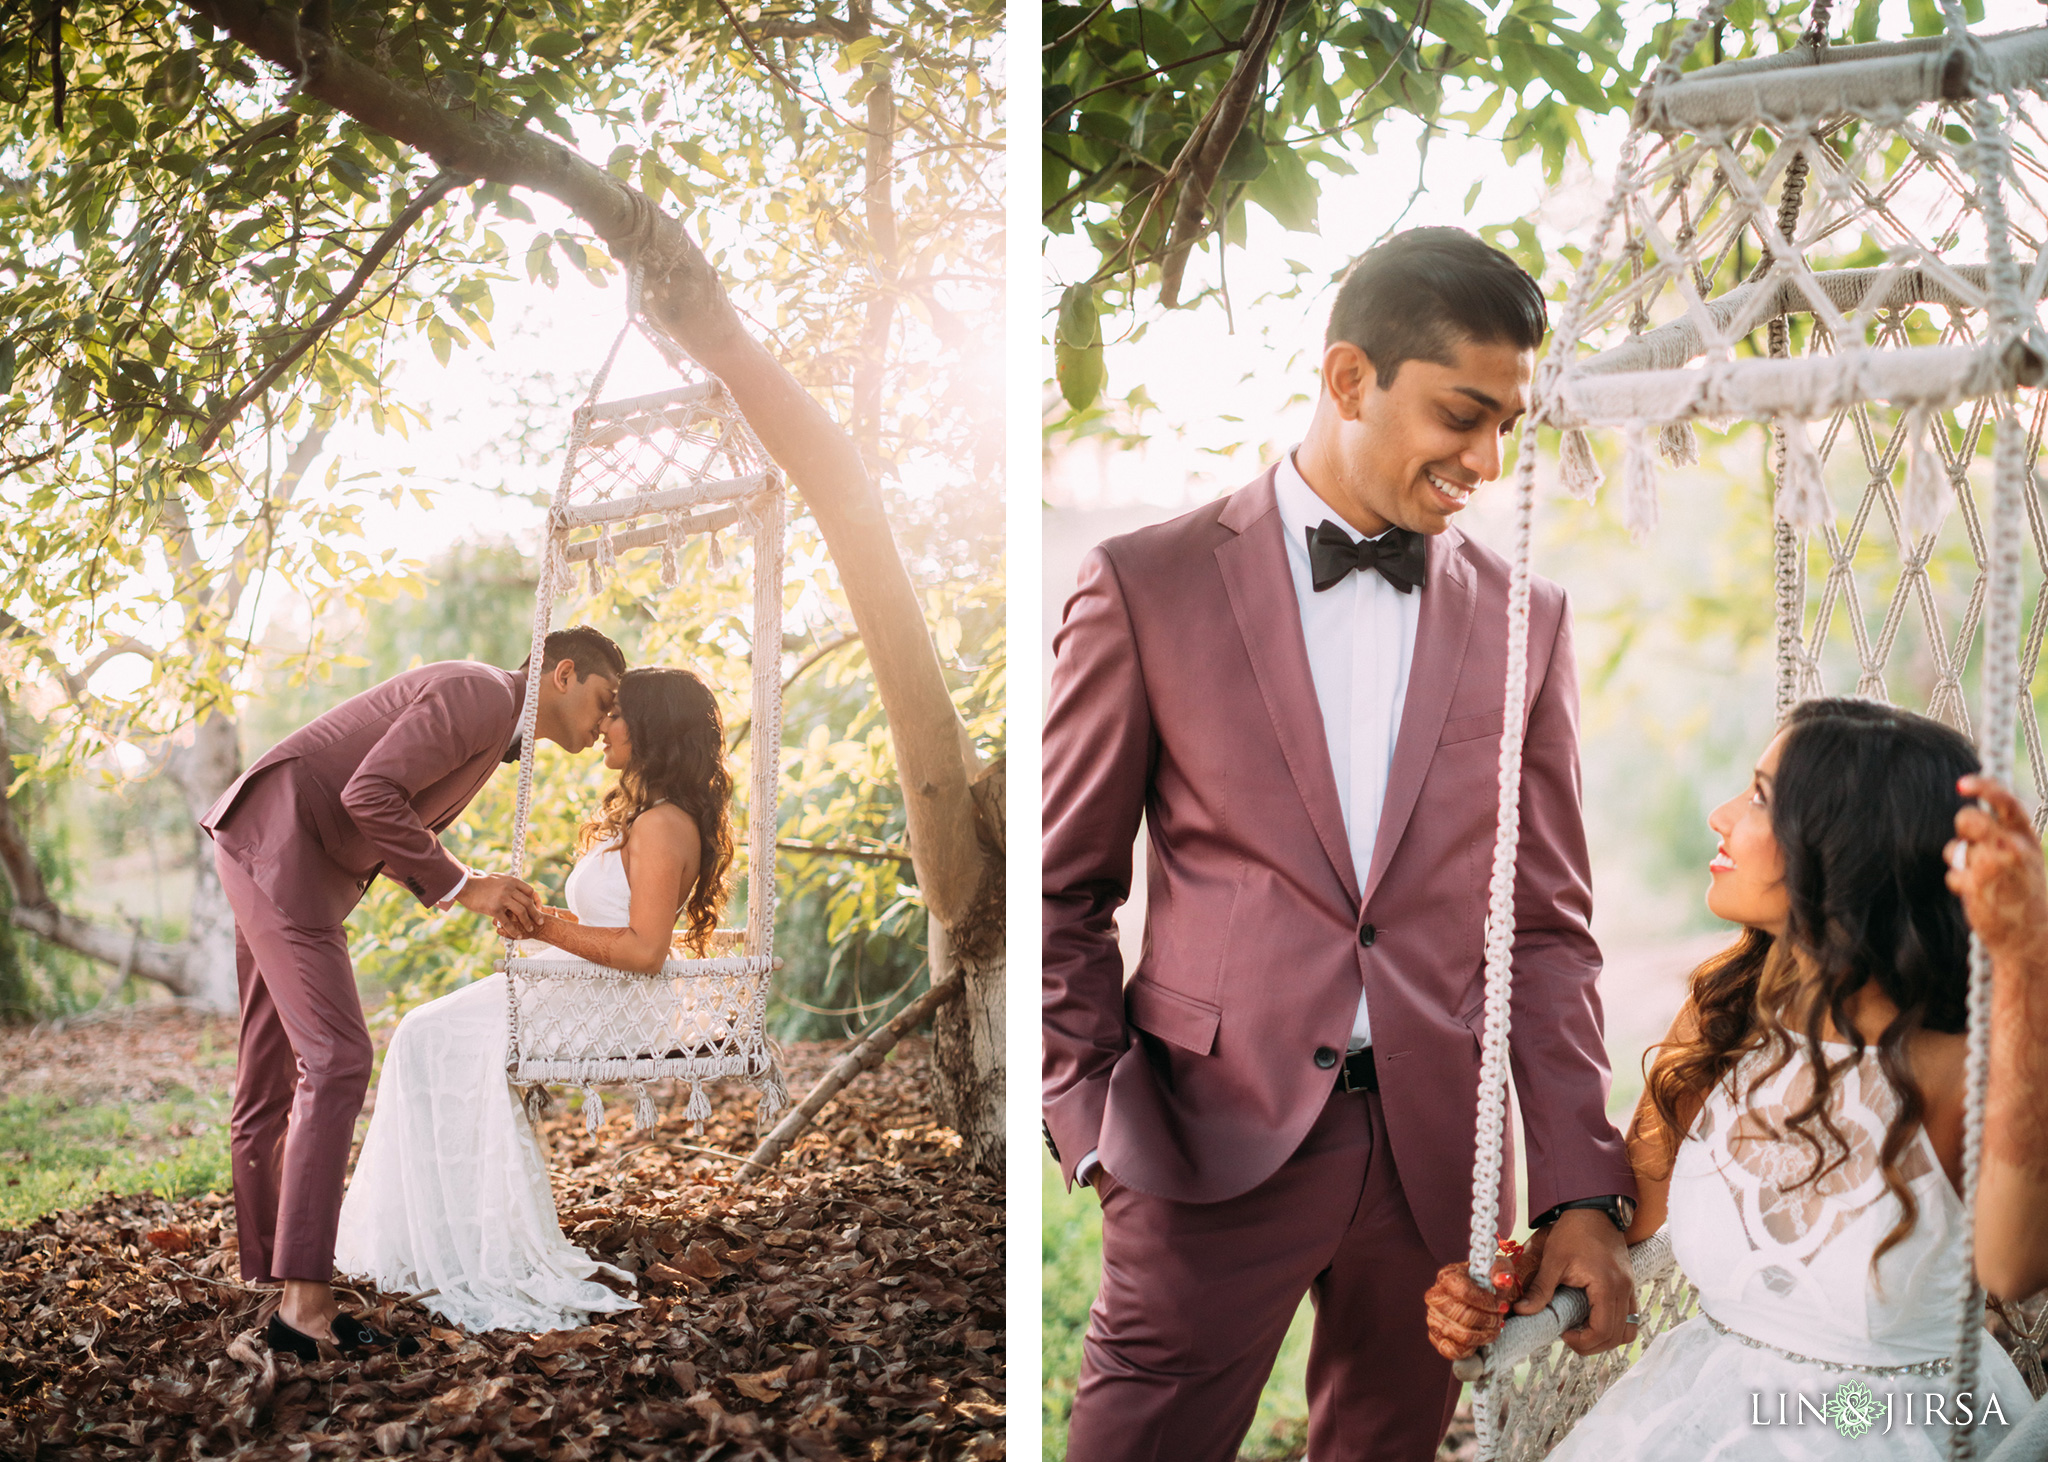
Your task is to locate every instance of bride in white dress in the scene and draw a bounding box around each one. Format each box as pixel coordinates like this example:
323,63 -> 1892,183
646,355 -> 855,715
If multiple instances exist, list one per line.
1427,698 -> 2036,1457
333,665 -> 734,1333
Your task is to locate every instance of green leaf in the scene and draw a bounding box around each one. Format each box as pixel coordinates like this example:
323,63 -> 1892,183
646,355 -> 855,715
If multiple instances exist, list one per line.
1114,8 -> 1195,67
842,35 -> 888,68
526,30 -> 580,62
1219,127 -> 1268,182
1055,337 -> 1106,410
1244,144 -> 1317,232
1358,9 -> 1420,73
1421,0 -> 1490,56
0,341 -> 14,397
1056,283 -> 1099,349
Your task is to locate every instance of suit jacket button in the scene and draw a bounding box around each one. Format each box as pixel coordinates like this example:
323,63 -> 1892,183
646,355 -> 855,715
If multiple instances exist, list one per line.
1358,923 -> 1377,947
1313,1046 -> 1339,1070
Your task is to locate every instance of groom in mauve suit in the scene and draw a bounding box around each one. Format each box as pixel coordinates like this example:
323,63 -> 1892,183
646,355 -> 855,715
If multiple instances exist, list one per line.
1043,229 -> 1640,1460
200,625 -> 624,1358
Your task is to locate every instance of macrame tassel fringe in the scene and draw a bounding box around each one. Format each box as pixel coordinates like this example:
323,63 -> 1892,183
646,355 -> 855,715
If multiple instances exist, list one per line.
682,1081 -> 713,1133
660,514 -> 682,588
631,1081 -> 658,1131
1902,409 -> 1950,536
521,1083 -> 552,1126
545,530 -> 573,598
586,524 -> 616,594
581,1084 -> 604,1135
755,1071 -> 791,1133
1622,423 -> 1660,542
708,532 -> 725,570
1560,428 -> 1603,501
1658,419 -> 1700,468
1776,417 -> 1831,530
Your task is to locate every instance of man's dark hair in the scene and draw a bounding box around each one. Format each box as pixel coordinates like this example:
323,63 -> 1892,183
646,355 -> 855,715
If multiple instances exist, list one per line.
1326,227 -> 1547,388
520,624 -> 626,681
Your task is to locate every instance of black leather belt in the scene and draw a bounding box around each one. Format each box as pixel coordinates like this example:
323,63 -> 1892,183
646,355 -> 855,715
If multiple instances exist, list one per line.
1336,1046 -> 1378,1094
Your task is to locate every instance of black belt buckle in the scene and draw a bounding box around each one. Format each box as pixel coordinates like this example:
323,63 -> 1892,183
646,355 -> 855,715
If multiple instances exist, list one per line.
1337,1046 -> 1377,1094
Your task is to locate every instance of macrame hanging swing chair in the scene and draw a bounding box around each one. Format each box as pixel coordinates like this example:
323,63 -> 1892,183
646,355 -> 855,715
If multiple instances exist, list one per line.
1454,4 -> 2048,1457
496,269 -> 791,1138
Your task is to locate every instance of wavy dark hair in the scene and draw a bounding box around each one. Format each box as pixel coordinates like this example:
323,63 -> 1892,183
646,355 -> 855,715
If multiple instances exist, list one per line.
578,666 -> 734,955
1641,697 -> 1977,1266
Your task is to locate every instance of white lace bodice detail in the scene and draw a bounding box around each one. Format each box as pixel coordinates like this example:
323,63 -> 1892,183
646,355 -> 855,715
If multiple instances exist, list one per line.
562,841 -> 631,927
1667,1039 -> 1963,1369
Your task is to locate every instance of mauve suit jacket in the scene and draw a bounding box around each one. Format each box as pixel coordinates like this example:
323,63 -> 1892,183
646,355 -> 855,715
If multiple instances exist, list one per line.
202,662 -> 525,929
1042,469 -> 1635,1259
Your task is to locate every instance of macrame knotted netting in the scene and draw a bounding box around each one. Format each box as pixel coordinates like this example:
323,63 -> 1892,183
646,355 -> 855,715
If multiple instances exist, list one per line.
1459,5 -> 2048,1457
499,269 -> 790,1138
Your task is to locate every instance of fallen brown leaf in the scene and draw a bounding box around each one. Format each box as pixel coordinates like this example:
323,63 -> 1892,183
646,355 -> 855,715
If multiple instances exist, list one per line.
0,1029 -> 1005,1460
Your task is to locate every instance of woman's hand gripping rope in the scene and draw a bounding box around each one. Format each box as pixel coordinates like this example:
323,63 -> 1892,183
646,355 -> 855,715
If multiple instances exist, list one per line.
1424,1231 -> 1545,1361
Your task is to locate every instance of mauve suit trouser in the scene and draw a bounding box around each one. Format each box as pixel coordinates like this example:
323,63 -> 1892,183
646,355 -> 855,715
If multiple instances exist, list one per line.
217,847 -> 374,1283
1067,1083 -> 1460,1462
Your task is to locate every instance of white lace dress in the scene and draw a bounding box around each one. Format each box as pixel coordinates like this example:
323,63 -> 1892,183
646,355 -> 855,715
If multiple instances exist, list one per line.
1549,1040 -> 2035,1459
332,845 -> 642,1333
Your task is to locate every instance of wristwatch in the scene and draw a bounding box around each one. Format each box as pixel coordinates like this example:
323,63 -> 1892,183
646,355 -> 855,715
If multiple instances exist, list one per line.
1530,1194 -> 1636,1233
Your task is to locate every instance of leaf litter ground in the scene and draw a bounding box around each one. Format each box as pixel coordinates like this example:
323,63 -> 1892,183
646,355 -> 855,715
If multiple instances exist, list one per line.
0,1010 -> 1003,1459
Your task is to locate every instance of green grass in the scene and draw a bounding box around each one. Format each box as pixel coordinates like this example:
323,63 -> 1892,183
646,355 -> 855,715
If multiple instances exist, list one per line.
0,1086 -> 233,1231
1042,1154 -> 1315,1461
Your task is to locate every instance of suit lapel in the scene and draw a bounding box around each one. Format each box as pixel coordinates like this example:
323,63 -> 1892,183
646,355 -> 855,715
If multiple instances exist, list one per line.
1215,471 -> 1360,905
1362,528 -> 1477,909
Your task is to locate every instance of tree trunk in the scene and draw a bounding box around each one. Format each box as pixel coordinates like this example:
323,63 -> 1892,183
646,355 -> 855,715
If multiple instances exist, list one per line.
927,917 -> 1005,1175
0,710 -> 195,995
163,708 -> 244,1012
184,0 -> 1006,1162
928,759 -> 1005,1174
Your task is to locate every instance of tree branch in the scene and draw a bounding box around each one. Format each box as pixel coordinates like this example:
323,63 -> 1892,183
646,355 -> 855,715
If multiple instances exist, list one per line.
0,716 -> 193,993
1155,0 -> 1288,308
777,836 -> 912,865
192,172 -> 465,455
742,965 -> 964,1174
182,0 -> 992,932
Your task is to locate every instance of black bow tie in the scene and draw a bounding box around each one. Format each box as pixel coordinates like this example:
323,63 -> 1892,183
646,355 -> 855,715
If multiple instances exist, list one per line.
1307,520 -> 1427,594
503,735 -> 523,764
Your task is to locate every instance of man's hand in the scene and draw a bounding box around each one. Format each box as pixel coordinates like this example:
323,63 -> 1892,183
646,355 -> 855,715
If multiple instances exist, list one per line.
456,874 -> 541,937
1513,1209 -> 1635,1356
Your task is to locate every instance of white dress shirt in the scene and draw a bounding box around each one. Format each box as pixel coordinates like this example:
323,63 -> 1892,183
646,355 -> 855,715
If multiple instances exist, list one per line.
1078,453 -> 1421,1185
1273,449 -> 1420,1050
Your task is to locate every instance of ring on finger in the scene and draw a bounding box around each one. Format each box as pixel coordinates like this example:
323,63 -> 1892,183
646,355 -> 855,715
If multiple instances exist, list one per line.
1948,839 -> 1970,872
1624,1312 -> 1644,1325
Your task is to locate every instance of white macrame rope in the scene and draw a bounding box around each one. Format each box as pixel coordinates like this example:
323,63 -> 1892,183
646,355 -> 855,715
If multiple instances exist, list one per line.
1467,3 -> 2048,1454
498,261 -> 788,1133
1937,1 -> 2026,1444
1466,15 -> 1720,1457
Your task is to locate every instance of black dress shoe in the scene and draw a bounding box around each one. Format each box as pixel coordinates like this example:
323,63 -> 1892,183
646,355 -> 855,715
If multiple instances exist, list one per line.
333,1312 -> 421,1357
265,1312 -> 324,1362
266,1312 -> 421,1360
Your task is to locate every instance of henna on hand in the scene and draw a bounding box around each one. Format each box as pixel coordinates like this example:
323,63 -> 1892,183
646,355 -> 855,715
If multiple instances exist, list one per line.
1950,775 -> 2048,1179
532,911 -> 637,969
1422,1239 -> 1538,1361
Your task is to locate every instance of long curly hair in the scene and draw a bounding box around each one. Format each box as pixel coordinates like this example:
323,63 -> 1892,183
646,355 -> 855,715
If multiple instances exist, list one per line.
578,666 -> 734,955
1640,697 -> 1977,1266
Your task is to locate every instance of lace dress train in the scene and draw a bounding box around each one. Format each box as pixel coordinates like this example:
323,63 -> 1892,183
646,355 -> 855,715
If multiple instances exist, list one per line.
333,847 -> 642,1333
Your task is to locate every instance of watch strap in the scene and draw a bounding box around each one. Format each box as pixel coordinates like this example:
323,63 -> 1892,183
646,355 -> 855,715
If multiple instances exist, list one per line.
1530,1194 -> 1635,1232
